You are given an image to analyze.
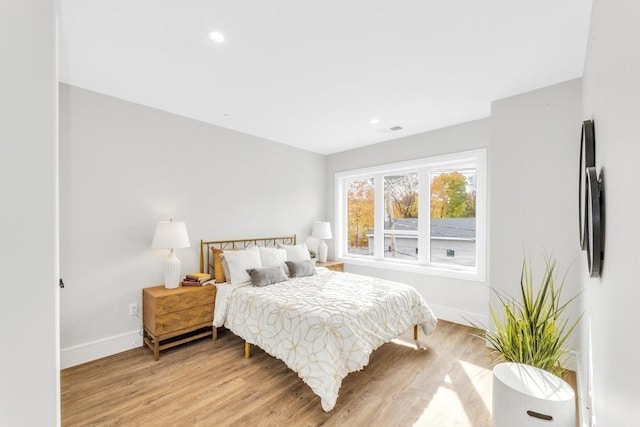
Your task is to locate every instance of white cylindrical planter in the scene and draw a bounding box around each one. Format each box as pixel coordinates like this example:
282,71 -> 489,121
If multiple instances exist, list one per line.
493,362 -> 575,427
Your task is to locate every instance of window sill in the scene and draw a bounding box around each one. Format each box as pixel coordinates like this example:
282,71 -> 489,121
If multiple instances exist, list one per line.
338,255 -> 485,282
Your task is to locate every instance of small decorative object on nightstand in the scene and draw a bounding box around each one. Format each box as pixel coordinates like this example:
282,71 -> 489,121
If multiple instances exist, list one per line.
142,284 -> 216,360
316,261 -> 344,272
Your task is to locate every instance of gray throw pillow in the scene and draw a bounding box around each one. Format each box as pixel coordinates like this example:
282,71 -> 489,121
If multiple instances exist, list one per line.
285,260 -> 317,278
246,265 -> 289,287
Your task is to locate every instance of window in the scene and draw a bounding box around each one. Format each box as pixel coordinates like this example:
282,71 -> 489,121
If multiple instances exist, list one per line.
335,150 -> 486,281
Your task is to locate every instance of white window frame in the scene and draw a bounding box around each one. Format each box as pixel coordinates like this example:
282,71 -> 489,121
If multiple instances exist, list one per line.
335,149 -> 486,282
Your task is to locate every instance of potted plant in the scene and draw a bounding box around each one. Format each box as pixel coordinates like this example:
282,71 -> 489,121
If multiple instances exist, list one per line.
485,256 -> 581,376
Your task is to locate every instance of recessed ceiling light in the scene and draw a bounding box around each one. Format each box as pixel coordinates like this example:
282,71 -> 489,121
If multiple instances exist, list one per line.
370,118 -> 379,124
209,31 -> 225,43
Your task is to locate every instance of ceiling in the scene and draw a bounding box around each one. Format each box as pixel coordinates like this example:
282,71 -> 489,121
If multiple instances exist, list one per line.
57,1 -> 593,155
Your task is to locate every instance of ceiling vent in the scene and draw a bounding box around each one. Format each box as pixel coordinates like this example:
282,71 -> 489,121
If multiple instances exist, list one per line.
377,125 -> 403,134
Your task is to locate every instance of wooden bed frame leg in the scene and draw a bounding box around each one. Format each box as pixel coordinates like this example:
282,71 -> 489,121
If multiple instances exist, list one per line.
212,327 -> 217,341
244,341 -> 251,358
413,325 -> 421,350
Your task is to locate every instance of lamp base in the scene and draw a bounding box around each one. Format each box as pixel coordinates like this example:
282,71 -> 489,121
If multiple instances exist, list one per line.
318,240 -> 328,263
164,250 -> 181,289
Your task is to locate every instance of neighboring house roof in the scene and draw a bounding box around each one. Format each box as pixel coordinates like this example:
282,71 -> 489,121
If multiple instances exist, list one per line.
431,218 -> 476,239
385,217 -> 476,239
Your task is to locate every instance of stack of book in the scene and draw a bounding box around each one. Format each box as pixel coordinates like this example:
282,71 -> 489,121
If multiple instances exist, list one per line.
181,272 -> 212,287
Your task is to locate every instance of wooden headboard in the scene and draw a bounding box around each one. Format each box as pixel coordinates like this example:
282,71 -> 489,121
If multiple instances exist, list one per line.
199,235 -> 297,275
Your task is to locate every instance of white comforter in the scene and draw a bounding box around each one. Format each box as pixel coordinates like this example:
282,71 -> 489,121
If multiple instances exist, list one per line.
220,268 -> 437,411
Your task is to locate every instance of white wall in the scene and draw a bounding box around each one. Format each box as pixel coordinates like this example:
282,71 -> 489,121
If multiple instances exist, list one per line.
489,79 -> 583,355
59,84 -> 326,367
0,0 -> 59,425
579,1 -> 640,426
326,119 -> 491,324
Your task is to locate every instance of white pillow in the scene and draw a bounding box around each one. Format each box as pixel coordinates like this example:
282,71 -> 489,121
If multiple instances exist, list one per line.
258,247 -> 287,267
220,246 -> 262,285
277,243 -> 310,262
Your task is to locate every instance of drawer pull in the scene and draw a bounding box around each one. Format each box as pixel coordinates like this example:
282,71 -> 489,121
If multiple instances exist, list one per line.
526,410 -> 553,421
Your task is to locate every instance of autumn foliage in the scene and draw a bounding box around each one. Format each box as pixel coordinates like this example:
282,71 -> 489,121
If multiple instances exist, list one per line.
430,172 -> 476,219
347,178 -> 374,248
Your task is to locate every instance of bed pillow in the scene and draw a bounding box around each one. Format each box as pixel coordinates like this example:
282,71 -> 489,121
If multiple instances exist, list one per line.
210,247 -> 227,283
277,243 -> 310,262
211,247 -> 242,283
220,246 -> 262,285
246,266 -> 289,287
285,260 -> 317,278
258,247 -> 287,267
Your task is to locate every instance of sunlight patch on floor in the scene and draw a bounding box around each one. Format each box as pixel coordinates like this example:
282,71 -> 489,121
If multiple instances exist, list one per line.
412,360 -> 493,427
412,384 -> 473,427
390,337 -> 421,349
460,360 -> 493,415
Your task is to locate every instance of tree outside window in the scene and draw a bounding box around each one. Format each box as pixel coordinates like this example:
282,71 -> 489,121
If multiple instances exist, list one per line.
384,173 -> 419,260
346,178 -> 374,255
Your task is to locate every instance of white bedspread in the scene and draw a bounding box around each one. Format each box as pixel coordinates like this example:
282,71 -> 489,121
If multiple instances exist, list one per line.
222,268 -> 437,411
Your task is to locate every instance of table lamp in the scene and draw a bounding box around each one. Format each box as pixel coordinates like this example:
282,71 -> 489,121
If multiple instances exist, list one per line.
311,221 -> 332,263
151,219 -> 190,288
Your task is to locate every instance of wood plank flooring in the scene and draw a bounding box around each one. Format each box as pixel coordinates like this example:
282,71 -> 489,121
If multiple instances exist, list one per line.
61,320 -> 496,426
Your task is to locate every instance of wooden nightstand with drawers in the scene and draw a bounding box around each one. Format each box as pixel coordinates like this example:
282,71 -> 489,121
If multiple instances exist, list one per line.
316,261 -> 345,272
142,284 -> 217,360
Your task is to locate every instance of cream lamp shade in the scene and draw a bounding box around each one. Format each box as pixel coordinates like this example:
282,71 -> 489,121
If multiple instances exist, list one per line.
151,219 -> 190,289
311,221 -> 333,263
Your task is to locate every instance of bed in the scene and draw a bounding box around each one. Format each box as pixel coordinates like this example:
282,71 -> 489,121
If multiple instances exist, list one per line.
200,235 -> 437,411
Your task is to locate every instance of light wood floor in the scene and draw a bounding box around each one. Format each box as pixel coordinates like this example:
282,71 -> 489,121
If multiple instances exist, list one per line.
61,320 -> 496,426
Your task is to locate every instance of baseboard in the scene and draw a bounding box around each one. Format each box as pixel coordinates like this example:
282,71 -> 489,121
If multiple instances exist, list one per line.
429,304 -> 489,328
573,350 -> 592,427
60,329 -> 142,369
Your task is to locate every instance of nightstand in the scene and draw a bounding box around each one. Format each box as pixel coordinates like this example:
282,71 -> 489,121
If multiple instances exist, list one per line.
316,261 -> 344,272
142,284 -> 217,360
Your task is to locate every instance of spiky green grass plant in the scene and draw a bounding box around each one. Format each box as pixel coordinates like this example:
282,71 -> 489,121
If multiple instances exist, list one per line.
486,257 -> 581,376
